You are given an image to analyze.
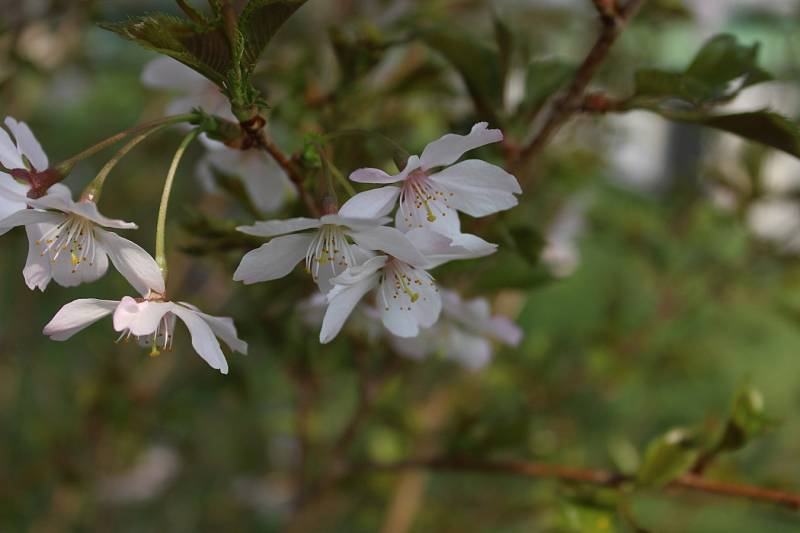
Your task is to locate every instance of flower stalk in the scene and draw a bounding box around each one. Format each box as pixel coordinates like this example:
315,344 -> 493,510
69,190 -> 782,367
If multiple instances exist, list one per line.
156,128 -> 202,280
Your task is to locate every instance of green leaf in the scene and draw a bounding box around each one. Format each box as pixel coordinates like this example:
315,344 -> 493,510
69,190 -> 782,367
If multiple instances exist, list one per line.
101,13 -> 231,87
560,503 -> 618,533
714,385 -> 776,453
637,428 -> 701,487
238,0 -> 308,74
655,110 -> 800,158
630,34 -> 772,108
493,14 -> 513,86
420,27 -> 504,123
497,224 -> 546,266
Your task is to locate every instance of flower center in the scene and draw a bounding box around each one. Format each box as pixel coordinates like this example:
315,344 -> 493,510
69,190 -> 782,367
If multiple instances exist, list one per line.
35,214 -> 97,273
398,170 -> 452,229
379,259 -> 437,312
304,224 -> 356,281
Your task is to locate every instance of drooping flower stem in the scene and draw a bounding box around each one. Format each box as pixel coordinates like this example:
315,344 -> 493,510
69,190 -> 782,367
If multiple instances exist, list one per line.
81,123 -> 173,203
55,113 -> 197,177
155,128 -> 202,281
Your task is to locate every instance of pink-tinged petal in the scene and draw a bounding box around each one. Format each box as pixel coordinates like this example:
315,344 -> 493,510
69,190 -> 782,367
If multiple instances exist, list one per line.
348,225 -> 427,267
95,228 -> 165,296
429,160 -> 520,217
186,307 -> 248,355
237,217 -> 320,238
113,297 -> 175,336
419,122 -> 503,170
320,274 -> 379,343
171,306 -> 229,374
23,224 -> 52,291
349,156 -> 423,184
233,233 -> 315,284
43,299 -> 118,341
338,186 -> 400,219
0,125 -> 23,169
4,117 -> 48,171
141,56 -> 207,92
0,209 -> 63,237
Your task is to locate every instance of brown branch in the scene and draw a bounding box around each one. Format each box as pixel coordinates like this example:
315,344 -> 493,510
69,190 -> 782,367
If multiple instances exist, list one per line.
370,457 -> 800,510
514,0 -> 646,181
253,129 -> 320,216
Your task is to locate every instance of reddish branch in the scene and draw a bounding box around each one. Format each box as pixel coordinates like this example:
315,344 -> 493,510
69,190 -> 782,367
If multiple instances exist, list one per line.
373,458 -> 800,510
514,0 -> 646,178
253,129 -> 320,216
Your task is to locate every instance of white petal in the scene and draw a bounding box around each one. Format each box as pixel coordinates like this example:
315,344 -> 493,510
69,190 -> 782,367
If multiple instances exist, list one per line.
236,217 -> 320,238
320,275 -> 379,343
429,160 -> 520,217
389,332 -> 430,360
378,264 -> 441,337
141,56 -> 207,92
349,156 -> 422,184
443,329 -> 492,371
186,307 -> 248,355
50,239 -> 109,288
0,125 -> 23,169
488,316 -> 523,347
348,225 -> 427,267
404,228 -> 497,268
338,186 -> 401,219
23,224 -> 52,291
395,191 -> 461,236
67,201 -> 138,230
0,174 -> 28,219
0,208 -> 63,236
43,299 -> 117,341
112,297 -> 175,336
329,255 -> 387,285
233,233 -> 314,284
419,122 -> 503,170
5,117 -> 48,171
95,228 -> 165,296
171,306 -> 230,374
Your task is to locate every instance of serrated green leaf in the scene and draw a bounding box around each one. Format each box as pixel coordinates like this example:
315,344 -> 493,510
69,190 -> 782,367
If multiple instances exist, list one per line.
630,34 -> 772,108
637,428 -> 700,487
420,27 -> 504,124
238,0 -> 308,73
101,13 -> 231,87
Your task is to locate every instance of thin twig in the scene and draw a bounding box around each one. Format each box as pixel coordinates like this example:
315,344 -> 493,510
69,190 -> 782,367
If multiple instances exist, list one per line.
253,129 -> 319,216
514,0 -> 646,181
370,457 -> 800,510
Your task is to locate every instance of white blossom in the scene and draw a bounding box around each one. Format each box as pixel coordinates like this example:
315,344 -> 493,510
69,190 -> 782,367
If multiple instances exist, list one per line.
345,122 -> 521,235
0,116 -> 48,218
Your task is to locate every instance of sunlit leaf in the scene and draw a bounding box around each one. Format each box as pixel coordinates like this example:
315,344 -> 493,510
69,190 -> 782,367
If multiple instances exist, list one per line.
637,428 -> 700,487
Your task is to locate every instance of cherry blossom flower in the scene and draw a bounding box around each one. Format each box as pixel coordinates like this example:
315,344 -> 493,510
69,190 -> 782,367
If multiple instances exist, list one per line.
0,116 -> 50,218
346,122 -> 521,235
0,185 -> 164,293
389,290 -> 522,370
233,211 -> 426,292
319,228 -> 497,343
43,294 -> 247,375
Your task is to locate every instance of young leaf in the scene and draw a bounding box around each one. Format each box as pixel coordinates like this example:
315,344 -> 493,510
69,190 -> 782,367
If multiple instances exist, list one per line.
101,14 -> 231,87
630,34 -> 772,108
636,428 -> 700,487
238,0 -> 308,74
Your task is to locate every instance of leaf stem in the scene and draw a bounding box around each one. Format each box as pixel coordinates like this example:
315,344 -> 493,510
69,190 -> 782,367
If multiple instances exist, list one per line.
156,128 -> 202,281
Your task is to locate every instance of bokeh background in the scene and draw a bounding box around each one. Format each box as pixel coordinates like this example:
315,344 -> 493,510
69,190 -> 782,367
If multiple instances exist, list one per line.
3,0 -> 800,531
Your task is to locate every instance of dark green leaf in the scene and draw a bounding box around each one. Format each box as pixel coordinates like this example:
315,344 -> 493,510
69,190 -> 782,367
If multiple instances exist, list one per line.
656,110 -> 800,158
238,0 -> 308,73
493,14 -> 513,86
420,27 -> 504,123
497,224 -> 546,265
101,13 -> 231,87
637,428 -> 700,487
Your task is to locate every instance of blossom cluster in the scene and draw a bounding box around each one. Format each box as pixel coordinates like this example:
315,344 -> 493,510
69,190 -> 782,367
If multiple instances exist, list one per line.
0,57 -> 523,374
